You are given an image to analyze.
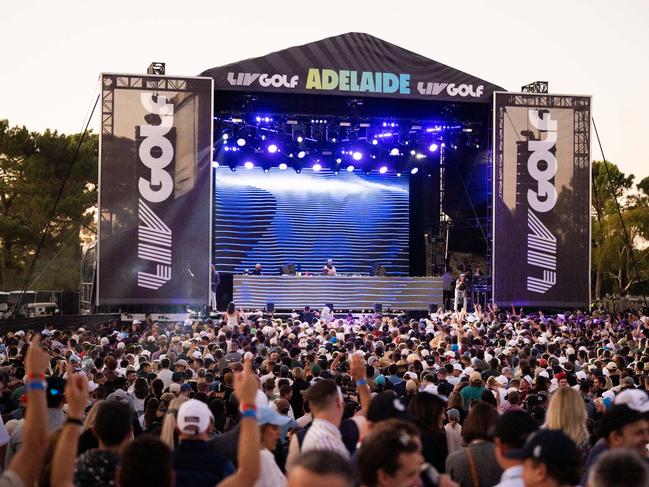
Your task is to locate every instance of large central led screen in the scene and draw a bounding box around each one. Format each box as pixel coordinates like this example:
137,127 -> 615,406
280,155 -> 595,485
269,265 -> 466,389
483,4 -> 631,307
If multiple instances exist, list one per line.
213,168 -> 409,275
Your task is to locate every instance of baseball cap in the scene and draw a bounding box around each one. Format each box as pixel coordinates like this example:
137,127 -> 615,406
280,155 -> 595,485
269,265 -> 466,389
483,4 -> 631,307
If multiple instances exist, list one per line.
180,383 -> 192,393
169,383 -> 181,394
506,429 -> 580,468
598,405 -> 646,438
469,371 -> 482,383
177,399 -> 213,435
614,389 -> 649,413
366,392 -> 411,423
258,407 -> 292,426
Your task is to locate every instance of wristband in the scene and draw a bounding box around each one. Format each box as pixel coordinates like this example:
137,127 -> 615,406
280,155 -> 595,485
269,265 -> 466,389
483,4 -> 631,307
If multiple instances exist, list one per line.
357,378 -> 368,386
240,409 -> 257,420
25,380 -> 47,391
66,417 -> 84,426
240,403 -> 257,412
26,373 -> 46,381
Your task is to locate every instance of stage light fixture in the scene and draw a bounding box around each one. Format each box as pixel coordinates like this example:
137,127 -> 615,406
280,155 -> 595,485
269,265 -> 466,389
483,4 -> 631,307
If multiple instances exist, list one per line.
312,163 -> 322,172
396,172 -> 402,177
346,164 -> 355,172
278,162 -> 288,170
379,165 -> 388,174
410,167 -> 419,175
244,161 -> 254,170
352,151 -> 362,161
237,138 -> 246,147
410,150 -> 416,155
211,161 -> 220,168
428,143 -> 439,152
297,150 -> 306,159
372,139 -> 378,145
267,143 -> 278,154
416,153 -> 426,160
222,133 -> 229,141
335,158 -> 342,164
390,148 -> 400,156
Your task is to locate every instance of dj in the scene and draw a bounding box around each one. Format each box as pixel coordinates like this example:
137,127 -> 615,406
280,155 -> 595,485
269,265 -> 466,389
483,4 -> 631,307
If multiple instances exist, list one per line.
322,259 -> 337,276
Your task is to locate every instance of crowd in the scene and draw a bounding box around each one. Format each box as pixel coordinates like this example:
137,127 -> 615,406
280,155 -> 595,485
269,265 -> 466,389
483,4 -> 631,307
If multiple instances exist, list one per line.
0,302 -> 647,487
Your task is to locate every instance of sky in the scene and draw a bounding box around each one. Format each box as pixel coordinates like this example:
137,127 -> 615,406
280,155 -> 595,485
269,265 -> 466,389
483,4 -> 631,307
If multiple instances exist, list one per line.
2,0 -> 648,180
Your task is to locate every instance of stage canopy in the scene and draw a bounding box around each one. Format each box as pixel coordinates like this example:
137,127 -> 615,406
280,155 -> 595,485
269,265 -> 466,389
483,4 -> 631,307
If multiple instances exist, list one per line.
200,32 -> 504,104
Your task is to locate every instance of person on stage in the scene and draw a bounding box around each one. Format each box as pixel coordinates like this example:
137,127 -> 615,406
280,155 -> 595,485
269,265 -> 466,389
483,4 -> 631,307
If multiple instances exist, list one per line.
252,263 -> 262,275
322,259 -> 337,276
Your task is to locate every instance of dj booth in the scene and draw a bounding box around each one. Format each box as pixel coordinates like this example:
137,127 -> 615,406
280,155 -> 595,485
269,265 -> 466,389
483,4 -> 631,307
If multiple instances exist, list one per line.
233,275 -> 443,311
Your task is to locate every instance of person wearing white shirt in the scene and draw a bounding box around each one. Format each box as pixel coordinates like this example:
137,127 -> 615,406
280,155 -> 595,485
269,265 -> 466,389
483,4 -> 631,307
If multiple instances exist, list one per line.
322,259 -> 337,276
299,380 -> 348,460
254,407 -> 291,487
156,358 -> 174,389
493,410 -> 539,487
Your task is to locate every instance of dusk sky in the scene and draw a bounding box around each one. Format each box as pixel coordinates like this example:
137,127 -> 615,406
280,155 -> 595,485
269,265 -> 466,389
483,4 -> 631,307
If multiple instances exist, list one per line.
2,0 -> 648,180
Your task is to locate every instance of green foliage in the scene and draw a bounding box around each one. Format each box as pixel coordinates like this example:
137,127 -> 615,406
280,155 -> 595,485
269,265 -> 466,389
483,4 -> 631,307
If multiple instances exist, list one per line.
592,160 -> 649,298
0,119 -> 97,291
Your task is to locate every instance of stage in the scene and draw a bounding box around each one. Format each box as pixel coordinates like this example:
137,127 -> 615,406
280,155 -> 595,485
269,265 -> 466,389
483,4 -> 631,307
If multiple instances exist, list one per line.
233,275 -> 443,311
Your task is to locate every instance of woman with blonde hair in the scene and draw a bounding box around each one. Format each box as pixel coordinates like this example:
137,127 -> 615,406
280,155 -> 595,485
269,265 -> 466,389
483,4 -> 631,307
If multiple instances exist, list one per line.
159,396 -> 189,449
545,387 -> 590,464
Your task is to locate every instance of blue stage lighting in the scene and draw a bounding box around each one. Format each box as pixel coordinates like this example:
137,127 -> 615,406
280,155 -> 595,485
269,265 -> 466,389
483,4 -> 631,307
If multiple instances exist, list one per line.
237,138 -> 246,147
279,163 -> 288,170
352,151 -> 362,161
346,164 -> 355,172
429,143 -> 439,152
297,150 -> 306,159
379,165 -> 388,174
222,133 -> 229,140
335,158 -> 342,164
268,144 -> 278,154
372,139 -> 378,145
410,167 -> 419,175
244,161 -> 254,170
212,161 -> 220,168
297,136 -> 304,143
312,163 -> 322,172
390,148 -> 400,156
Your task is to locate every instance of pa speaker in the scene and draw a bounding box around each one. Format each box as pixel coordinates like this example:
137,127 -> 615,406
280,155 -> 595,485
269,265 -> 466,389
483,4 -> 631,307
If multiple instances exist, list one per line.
374,303 -> 383,313
266,302 -> 275,313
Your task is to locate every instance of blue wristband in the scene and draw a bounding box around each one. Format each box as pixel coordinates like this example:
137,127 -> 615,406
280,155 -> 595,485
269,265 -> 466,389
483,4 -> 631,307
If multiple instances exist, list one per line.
240,409 -> 257,420
26,381 -> 46,391
357,378 -> 368,386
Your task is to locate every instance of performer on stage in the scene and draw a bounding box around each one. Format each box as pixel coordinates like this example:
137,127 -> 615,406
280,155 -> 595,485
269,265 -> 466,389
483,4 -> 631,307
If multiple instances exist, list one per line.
252,263 -> 262,275
322,259 -> 337,276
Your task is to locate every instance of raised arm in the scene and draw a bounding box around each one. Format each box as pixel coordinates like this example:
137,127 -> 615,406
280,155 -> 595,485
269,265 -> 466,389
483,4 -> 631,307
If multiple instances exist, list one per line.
350,353 -> 371,415
51,371 -> 89,487
217,359 -> 260,487
8,335 -> 50,487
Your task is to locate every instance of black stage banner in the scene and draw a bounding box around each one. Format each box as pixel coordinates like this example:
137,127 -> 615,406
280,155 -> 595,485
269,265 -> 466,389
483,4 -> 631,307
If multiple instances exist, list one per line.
200,32 -> 503,103
493,93 -> 591,308
98,74 -> 213,305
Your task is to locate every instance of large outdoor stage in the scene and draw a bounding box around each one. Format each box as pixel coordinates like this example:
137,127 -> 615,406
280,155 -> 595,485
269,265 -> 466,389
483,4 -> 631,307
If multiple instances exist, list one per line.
233,275 -> 443,311
94,33 -> 591,313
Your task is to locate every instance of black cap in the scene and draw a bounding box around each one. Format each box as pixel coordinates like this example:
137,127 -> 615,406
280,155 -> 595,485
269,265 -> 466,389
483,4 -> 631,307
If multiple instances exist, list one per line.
598,405 -> 645,438
505,429 -> 579,468
495,410 -> 539,449
366,392 -> 412,423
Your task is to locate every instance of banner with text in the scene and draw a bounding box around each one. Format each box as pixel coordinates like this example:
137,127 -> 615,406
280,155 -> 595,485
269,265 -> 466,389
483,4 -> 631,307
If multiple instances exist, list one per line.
98,74 -> 213,305
493,93 -> 591,308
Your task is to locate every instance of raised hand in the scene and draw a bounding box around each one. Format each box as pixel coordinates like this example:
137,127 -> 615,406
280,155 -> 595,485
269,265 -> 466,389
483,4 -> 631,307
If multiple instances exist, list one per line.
350,353 -> 366,383
233,358 -> 258,405
65,372 -> 89,419
25,334 -> 50,376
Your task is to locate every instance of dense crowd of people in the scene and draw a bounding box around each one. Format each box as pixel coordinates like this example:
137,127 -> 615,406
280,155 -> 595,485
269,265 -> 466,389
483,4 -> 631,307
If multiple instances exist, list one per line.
0,302 -> 647,486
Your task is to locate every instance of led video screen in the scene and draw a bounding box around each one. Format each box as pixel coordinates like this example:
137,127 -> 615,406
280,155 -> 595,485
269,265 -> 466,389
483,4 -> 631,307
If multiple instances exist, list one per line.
213,168 -> 409,275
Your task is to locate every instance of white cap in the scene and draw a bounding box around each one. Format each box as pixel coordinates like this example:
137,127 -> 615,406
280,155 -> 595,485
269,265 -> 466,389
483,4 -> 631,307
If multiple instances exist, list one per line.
177,399 -> 213,435
614,389 -> 649,412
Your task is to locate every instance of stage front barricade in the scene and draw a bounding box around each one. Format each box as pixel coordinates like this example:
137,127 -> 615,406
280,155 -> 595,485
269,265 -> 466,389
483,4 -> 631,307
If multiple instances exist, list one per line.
233,275 -> 443,311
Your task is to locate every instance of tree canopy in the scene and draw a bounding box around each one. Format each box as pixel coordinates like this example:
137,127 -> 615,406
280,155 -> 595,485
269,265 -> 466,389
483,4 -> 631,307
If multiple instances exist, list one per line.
0,119 -> 97,291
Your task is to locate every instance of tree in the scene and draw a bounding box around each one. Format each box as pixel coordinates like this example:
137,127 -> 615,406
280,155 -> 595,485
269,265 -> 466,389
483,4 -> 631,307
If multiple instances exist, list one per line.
591,160 -> 649,299
0,119 -> 97,291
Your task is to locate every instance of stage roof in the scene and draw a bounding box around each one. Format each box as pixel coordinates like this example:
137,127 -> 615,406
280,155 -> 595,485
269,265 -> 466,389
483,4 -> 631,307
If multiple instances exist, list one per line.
200,32 -> 505,104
